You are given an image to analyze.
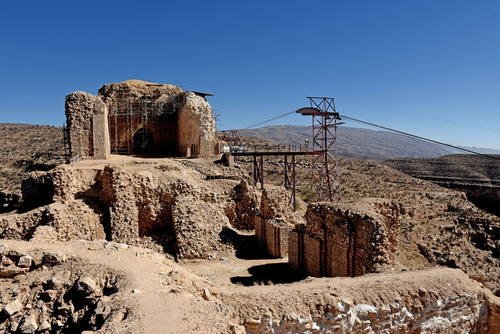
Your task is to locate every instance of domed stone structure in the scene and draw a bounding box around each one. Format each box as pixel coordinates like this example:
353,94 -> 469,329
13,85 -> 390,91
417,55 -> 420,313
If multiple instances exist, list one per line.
65,79 -> 217,160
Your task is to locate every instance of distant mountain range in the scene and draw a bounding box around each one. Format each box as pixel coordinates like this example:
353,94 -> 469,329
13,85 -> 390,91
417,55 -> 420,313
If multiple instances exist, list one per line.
234,125 -> 500,160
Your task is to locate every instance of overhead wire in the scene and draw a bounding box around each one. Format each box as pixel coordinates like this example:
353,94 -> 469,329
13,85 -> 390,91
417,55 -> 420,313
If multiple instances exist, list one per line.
233,107 -> 500,162
340,115 -> 500,162
240,110 -> 297,130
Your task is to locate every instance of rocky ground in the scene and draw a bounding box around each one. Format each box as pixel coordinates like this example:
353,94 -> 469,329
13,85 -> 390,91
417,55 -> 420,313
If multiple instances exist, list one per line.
386,154 -> 500,183
0,124 -> 64,212
233,143 -> 500,295
0,239 -> 498,334
0,127 -> 499,332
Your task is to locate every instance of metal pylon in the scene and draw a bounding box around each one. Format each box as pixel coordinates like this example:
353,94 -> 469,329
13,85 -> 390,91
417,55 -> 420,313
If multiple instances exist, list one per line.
296,97 -> 343,201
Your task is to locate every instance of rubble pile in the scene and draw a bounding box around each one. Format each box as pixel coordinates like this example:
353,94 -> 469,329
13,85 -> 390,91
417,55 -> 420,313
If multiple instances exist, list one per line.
0,245 -> 129,333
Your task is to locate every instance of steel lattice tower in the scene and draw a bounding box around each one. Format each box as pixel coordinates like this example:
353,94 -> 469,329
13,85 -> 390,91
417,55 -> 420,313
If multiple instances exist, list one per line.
297,97 -> 343,201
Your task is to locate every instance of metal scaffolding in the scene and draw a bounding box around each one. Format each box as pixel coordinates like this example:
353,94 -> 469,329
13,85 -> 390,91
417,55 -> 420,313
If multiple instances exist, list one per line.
107,92 -> 180,155
296,97 -> 343,201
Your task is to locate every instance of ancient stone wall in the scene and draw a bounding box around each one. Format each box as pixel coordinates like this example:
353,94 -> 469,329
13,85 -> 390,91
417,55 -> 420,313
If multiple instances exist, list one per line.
255,187 -> 298,258
226,180 -> 259,230
177,92 -> 217,157
254,218 -> 290,258
243,292 -> 493,333
99,80 -> 182,156
290,199 -> 400,277
65,80 -> 217,159
15,161 -> 242,259
92,106 -> 110,159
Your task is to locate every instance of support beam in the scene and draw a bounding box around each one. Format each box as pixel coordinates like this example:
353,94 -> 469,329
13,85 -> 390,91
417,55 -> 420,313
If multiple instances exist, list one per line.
233,150 -> 322,211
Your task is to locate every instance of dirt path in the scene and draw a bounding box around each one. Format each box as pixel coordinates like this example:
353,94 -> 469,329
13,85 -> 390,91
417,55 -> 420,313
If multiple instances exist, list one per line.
0,239 -> 228,333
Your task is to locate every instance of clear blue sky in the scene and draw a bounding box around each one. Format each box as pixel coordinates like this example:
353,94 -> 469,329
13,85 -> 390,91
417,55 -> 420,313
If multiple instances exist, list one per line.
1,0 -> 499,149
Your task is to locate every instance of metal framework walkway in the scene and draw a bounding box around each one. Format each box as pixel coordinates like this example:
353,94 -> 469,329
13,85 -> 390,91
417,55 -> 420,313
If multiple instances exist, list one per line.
232,150 -> 325,210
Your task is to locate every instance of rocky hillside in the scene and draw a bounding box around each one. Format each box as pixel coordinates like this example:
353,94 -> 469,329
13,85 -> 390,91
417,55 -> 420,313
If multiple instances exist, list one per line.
0,124 -> 64,193
386,155 -> 500,216
234,125 -> 500,160
386,154 -> 500,184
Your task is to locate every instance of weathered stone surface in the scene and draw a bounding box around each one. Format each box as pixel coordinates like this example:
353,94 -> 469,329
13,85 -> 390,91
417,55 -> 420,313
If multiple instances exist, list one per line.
21,171 -> 53,211
18,313 -> 38,333
0,265 -> 28,278
230,324 -> 246,334
39,289 -> 58,302
65,79 -> 217,159
42,252 -> 66,267
290,198 -> 400,277
37,319 -> 51,332
255,186 -> 302,258
4,299 -> 22,316
225,268 -> 500,334
17,255 -> 32,268
226,180 -> 259,230
65,91 -> 109,159
75,276 -> 100,297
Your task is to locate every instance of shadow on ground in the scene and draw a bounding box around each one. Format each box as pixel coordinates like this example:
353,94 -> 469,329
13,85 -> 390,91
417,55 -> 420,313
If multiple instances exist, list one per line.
230,262 -> 306,286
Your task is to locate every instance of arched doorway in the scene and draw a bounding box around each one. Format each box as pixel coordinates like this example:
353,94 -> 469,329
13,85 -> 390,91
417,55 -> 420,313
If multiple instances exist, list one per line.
133,128 -> 155,154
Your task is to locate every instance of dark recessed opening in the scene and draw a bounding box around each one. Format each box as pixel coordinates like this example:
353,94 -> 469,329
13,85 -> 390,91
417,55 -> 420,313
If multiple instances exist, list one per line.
133,128 -> 155,154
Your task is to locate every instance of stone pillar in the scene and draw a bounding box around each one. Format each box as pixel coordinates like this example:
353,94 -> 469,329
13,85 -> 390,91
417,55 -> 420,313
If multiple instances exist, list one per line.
65,91 -> 109,160
92,101 -> 110,159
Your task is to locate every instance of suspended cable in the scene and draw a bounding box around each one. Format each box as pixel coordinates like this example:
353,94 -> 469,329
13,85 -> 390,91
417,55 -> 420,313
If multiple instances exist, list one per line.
341,115 -> 500,162
234,107 -> 499,162
240,110 -> 296,130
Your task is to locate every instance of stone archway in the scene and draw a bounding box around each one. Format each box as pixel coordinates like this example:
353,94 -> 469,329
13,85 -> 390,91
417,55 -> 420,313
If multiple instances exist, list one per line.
133,128 -> 155,154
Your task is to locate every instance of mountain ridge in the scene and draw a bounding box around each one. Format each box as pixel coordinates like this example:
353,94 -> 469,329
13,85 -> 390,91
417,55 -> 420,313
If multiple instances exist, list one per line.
233,125 -> 500,160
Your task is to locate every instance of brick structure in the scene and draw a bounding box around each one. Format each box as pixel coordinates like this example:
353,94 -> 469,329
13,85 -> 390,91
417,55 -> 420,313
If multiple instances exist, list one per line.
255,186 -> 298,258
255,218 -> 292,258
65,80 -> 217,160
289,199 -> 400,277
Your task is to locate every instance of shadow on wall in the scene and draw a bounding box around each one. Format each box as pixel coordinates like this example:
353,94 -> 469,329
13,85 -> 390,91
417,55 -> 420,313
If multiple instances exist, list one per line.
219,226 -> 273,260
75,190 -> 112,241
230,262 -> 306,286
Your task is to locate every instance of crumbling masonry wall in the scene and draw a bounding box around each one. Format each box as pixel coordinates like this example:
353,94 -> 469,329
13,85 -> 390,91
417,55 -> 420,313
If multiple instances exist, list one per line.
289,199 -> 400,277
255,186 -> 299,258
177,92 -> 217,157
225,180 -> 260,230
65,92 -> 110,159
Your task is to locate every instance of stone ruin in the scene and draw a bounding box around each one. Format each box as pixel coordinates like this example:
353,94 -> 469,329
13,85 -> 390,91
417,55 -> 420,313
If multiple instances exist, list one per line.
65,80 -> 218,160
254,187 -> 302,258
289,199 -> 400,277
